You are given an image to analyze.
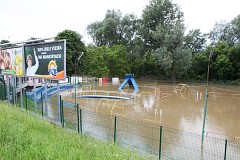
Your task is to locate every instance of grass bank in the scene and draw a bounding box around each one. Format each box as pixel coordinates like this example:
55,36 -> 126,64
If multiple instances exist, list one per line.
0,102 -> 152,160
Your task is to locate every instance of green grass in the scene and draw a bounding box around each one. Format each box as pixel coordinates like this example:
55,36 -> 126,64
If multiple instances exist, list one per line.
0,102 -> 153,160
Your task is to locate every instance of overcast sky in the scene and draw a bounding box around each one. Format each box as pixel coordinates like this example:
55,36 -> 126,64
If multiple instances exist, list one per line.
0,0 -> 240,44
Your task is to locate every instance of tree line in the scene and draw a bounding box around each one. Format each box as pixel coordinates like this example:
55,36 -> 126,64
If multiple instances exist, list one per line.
1,0 -> 240,83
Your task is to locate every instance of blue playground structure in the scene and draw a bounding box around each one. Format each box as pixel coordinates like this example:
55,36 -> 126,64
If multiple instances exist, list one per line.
118,74 -> 139,90
26,84 -> 74,102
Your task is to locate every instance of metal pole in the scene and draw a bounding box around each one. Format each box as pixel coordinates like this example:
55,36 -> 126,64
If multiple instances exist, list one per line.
80,108 -> 82,134
41,92 -> 43,117
15,77 -> 17,105
159,126 -> 163,160
114,116 -> 117,144
44,80 -> 48,117
201,87 -> 209,142
11,76 -> 15,104
20,77 -> 23,108
34,78 -> 37,112
12,85 -> 14,104
60,97 -> 62,124
57,80 -> 61,122
12,77 -> 15,104
224,139 -> 227,160
59,95 -> 62,122
0,84 -> 2,100
201,47 -> 213,142
74,52 -> 84,108
61,100 -> 64,128
7,76 -> 10,102
3,80 -> 6,100
25,89 -> 27,111
77,104 -> 80,133
75,60 -> 77,108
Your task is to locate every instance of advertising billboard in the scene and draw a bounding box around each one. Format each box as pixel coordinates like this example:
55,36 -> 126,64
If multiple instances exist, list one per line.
0,46 -> 24,76
24,40 -> 66,80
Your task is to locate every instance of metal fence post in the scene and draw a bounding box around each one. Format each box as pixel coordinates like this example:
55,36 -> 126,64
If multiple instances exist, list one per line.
0,85 -> 2,100
41,92 -> 44,117
59,95 -> 62,123
77,104 -> 80,133
224,139 -> 227,160
80,108 -> 82,134
114,116 -> 117,144
3,80 -> 6,99
12,85 -> 14,104
25,89 -> 27,111
61,100 -> 64,128
0,84 -> 2,100
159,126 -> 163,160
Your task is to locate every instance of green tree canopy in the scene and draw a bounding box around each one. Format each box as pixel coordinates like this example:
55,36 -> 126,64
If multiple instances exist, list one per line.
87,9 -> 138,49
84,45 -> 130,78
184,29 -> 207,53
55,30 -> 85,76
141,0 -> 192,82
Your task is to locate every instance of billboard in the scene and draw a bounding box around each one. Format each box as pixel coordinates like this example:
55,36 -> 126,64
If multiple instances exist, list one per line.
0,46 -> 24,76
24,40 -> 66,80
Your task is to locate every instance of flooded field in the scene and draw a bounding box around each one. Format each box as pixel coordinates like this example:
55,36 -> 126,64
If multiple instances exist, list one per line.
51,79 -> 240,140
41,79 -> 240,159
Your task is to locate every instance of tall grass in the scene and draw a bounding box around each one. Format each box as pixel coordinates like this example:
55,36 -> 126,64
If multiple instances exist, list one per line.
0,102 -> 153,160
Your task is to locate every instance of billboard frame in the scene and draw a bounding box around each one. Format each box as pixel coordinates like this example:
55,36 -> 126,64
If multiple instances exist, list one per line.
23,39 -> 66,80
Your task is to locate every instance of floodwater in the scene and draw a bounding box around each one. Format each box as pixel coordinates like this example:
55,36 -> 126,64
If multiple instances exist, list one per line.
54,79 -> 240,141
44,79 -> 240,158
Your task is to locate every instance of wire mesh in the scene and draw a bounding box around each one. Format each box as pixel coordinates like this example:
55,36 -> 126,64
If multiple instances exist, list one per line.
116,117 -> 160,157
82,110 -> 113,141
226,140 -> 240,160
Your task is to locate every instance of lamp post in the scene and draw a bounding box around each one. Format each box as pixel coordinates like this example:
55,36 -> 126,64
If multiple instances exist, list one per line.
75,52 -> 84,108
201,46 -> 214,142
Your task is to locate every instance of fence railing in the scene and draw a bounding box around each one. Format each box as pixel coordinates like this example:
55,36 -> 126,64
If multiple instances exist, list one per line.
0,82 -> 240,160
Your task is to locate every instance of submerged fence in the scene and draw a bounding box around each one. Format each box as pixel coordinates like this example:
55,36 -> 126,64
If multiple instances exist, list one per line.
0,82 -> 240,160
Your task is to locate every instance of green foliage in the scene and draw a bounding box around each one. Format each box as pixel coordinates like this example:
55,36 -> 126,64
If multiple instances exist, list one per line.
232,14 -> 240,44
0,103 -> 151,160
55,30 -> 86,76
0,39 -> 10,44
140,0 -> 184,50
184,29 -> 207,53
209,16 -> 240,46
214,54 -> 232,80
141,0 -> 192,82
210,42 -> 234,80
189,52 -> 208,80
84,45 -> 130,77
87,9 -> 138,48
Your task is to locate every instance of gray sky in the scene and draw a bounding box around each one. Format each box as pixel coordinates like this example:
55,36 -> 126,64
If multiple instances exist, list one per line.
0,0 -> 240,44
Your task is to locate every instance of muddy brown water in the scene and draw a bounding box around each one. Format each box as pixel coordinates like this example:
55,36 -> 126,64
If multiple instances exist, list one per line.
50,80 -> 240,141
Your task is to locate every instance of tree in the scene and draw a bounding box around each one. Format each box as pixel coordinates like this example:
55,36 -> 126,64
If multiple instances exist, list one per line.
232,15 -> 240,44
0,40 -> 12,48
209,20 -> 236,45
210,42 -> 233,80
190,52 -> 208,80
228,44 -> 240,79
55,30 -> 85,76
141,0 -> 192,82
184,29 -> 207,53
87,9 -> 138,49
84,45 -> 130,78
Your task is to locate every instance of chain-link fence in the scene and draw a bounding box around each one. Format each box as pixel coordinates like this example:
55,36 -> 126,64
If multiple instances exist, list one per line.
0,81 -> 240,160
